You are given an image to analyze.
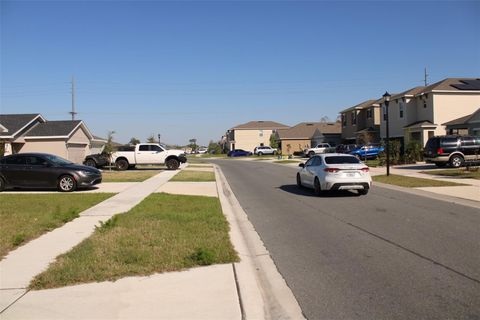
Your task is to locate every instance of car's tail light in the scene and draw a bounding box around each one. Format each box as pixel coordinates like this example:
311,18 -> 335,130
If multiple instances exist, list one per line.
324,168 -> 340,173
437,148 -> 444,155
361,167 -> 369,172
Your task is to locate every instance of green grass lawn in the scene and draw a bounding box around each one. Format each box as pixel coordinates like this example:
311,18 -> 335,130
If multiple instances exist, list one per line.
30,193 -> 239,290
420,168 -> 480,180
274,160 -> 302,164
0,193 -> 114,258
373,174 -> 466,188
187,164 -> 214,168
101,170 -> 163,182
170,170 -> 216,182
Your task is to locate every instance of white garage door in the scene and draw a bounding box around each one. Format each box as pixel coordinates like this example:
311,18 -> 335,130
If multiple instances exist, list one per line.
67,144 -> 87,164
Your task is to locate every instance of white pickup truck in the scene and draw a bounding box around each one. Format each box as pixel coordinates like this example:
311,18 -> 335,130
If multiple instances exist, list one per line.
304,143 -> 331,158
85,143 -> 187,170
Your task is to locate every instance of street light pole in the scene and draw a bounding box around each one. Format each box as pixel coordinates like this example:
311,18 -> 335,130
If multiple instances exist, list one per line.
383,91 -> 391,176
158,134 -> 161,144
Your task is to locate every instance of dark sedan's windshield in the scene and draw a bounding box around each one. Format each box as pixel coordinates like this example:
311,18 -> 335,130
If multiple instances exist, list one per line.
44,154 -> 73,165
325,156 -> 360,164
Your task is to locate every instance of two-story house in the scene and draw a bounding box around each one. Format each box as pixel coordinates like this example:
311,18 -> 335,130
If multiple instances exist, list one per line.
275,122 -> 341,154
340,99 -> 381,144
225,120 -> 290,152
379,78 -> 480,147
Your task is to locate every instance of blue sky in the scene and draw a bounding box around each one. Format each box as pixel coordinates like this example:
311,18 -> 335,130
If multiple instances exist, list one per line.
1,0 -> 479,145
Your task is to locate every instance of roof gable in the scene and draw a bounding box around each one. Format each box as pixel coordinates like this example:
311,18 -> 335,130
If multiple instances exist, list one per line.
442,108 -> 480,126
24,120 -> 93,139
419,78 -> 480,94
277,122 -> 341,139
0,114 -> 45,138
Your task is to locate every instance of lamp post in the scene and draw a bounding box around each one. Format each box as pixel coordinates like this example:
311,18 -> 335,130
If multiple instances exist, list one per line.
383,91 -> 391,176
158,134 -> 161,144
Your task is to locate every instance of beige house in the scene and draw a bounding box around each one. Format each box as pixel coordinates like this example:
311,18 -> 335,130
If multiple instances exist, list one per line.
226,121 -> 290,152
0,114 -> 100,163
379,78 -> 480,146
443,108 -> 480,136
340,99 -> 381,144
276,122 -> 341,154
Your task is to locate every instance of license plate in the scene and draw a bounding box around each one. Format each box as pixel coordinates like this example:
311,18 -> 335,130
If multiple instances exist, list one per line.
347,173 -> 355,177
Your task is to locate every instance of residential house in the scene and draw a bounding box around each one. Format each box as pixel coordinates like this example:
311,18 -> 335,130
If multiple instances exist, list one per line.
0,114 -> 100,163
379,78 -> 480,147
340,99 -> 381,144
443,108 -> 480,136
226,121 -> 290,152
276,122 -> 341,154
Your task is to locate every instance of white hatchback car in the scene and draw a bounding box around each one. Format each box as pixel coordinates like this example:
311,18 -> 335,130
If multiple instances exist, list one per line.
297,153 -> 372,195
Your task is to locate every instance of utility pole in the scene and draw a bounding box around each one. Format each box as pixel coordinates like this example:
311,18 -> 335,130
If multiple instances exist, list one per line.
424,67 -> 429,86
69,76 -> 77,120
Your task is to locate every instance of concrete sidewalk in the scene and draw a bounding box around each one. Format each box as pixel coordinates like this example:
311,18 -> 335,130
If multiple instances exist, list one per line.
1,164 -> 297,320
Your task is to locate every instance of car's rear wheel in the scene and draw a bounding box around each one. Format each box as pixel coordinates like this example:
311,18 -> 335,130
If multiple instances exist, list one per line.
449,155 -> 464,168
308,151 -> 315,158
258,152 -> 263,156
273,151 -> 277,155
58,175 -> 77,192
0,177 -> 5,192
358,189 -> 369,196
166,158 -> 180,170
314,177 -> 322,196
115,159 -> 129,171
296,173 -> 303,188
85,159 -> 97,168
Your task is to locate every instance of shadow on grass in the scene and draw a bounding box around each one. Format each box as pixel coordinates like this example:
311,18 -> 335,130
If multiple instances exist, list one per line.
278,184 -> 360,198
2,186 -> 101,193
392,164 -> 438,171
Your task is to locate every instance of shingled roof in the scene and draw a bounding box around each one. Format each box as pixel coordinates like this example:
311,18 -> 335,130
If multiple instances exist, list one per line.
277,122 -> 341,140
0,114 -> 45,137
419,78 -> 480,94
442,108 -> 480,126
231,120 -> 289,130
340,99 -> 377,113
25,120 -> 91,138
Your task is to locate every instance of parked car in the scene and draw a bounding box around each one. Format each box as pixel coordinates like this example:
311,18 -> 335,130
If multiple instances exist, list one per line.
197,147 -> 208,154
0,153 -> 102,192
227,149 -> 252,157
336,144 -> 358,154
296,154 -> 371,195
254,146 -> 277,156
84,143 -> 187,170
424,135 -> 480,168
349,144 -> 384,159
304,143 -> 331,158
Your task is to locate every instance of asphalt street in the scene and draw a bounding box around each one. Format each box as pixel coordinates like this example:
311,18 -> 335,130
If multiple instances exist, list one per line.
214,159 -> 480,320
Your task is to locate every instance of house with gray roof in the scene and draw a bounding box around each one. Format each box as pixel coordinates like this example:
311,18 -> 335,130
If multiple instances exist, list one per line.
0,114 -> 102,163
275,122 -> 341,154
443,108 -> 480,136
339,99 -> 381,144
225,120 -> 290,152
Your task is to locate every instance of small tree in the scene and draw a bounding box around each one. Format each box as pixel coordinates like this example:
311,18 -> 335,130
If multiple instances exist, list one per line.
320,116 -> 330,123
103,131 -> 116,171
146,135 -> 156,143
129,137 -> 140,146
0,141 -> 4,157
207,140 -> 222,154
269,133 -> 279,149
189,138 -> 197,153
404,141 -> 423,163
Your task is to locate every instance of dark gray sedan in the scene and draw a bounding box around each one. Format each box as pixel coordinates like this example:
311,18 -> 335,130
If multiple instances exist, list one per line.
0,153 -> 102,192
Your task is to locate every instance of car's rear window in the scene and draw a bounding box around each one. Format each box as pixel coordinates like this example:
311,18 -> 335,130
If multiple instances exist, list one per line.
325,156 -> 360,164
441,137 -> 459,147
425,138 -> 439,150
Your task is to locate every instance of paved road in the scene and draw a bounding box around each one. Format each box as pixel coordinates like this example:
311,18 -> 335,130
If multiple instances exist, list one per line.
214,160 -> 480,320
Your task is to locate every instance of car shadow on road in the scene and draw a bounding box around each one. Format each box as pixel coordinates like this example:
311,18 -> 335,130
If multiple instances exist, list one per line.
392,164 -> 438,171
278,184 -> 360,198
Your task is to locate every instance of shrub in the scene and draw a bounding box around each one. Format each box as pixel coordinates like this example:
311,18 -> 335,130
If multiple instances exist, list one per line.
404,141 -> 423,163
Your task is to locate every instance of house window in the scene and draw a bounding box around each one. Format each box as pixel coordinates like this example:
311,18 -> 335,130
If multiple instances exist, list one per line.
351,112 -> 357,125
342,114 -> 346,127
259,130 -> 263,137
423,101 -> 427,109
366,108 -> 372,119
399,102 -> 404,118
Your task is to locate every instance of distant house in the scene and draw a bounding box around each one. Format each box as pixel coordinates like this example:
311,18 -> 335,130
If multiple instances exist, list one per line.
443,108 -> 480,136
276,122 -> 341,154
0,114 -> 102,163
225,120 -> 290,152
340,99 -> 381,144
380,78 -> 480,147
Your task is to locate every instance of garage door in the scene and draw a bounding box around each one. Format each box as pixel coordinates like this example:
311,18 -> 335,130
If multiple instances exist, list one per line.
67,144 -> 87,164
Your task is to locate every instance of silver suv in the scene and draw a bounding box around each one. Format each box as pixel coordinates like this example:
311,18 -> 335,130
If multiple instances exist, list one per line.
254,146 -> 277,156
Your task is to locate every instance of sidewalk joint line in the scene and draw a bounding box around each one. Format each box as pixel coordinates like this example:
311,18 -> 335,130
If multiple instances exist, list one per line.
0,289 -> 29,314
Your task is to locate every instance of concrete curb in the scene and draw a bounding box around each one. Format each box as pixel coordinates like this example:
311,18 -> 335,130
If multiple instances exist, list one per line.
214,165 -> 305,320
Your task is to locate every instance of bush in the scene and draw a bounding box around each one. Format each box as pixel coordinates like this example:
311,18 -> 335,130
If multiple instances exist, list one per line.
404,141 -> 423,163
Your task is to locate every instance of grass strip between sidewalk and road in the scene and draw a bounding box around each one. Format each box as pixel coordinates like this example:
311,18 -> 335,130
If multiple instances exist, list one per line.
0,193 -> 114,258
170,170 -> 216,182
420,168 -> 480,180
372,174 -> 467,188
30,193 -> 239,290
101,170 -> 163,182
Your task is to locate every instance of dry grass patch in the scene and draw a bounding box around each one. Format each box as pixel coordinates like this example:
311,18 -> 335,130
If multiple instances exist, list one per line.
101,170 -> 162,182
30,193 -> 238,290
170,170 -> 216,182
0,193 -> 114,258
373,174 -> 466,188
